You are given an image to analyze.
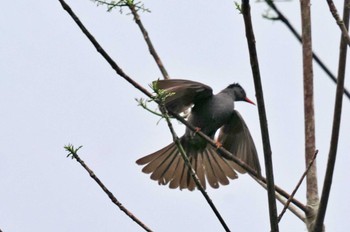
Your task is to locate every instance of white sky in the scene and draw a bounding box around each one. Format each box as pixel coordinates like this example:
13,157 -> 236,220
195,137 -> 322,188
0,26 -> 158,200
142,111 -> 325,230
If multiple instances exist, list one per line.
1,0 -> 349,231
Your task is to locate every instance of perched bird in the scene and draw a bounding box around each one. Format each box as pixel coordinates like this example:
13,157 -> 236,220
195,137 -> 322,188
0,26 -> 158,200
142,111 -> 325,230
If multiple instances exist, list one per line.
136,79 -> 261,191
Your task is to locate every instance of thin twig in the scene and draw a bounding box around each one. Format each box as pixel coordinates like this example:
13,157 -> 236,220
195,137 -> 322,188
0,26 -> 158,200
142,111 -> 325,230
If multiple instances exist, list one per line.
326,0 -> 350,47
64,145 -> 152,232
264,0 -> 350,100
313,0 -> 350,231
58,0 -> 307,215
128,3 -> 170,79
242,1 -> 279,231
160,105 -> 231,232
253,176 -> 306,223
278,150 -> 318,223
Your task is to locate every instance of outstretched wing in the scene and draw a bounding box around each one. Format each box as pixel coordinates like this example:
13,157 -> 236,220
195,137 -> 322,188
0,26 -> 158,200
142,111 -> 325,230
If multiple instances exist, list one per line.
217,110 -> 261,176
155,79 -> 213,114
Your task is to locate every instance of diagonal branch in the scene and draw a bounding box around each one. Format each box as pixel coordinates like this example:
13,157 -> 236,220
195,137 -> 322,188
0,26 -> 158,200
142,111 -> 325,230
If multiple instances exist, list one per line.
159,105 -> 231,232
59,0 -> 153,98
242,1 -> 279,231
253,176 -> 306,222
278,150 -> 318,223
326,0 -> 350,47
264,0 -> 350,100
170,112 -> 307,214
65,145 -> 153,232
313,0 -> 350,231
128,3 -> 170,79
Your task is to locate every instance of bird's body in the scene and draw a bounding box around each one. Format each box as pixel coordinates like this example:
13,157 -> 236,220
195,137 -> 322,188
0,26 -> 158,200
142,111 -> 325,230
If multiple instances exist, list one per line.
188,89 -> 236,136
136,79 -> 261,190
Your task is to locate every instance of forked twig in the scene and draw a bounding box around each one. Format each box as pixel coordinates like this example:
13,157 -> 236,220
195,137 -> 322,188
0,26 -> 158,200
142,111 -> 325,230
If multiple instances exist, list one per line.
253,176 -> 306,222
278,150 -> 318,222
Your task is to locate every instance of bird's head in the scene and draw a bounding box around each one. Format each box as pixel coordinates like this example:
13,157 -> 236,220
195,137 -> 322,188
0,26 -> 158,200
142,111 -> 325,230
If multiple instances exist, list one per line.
226,83 -> 255,105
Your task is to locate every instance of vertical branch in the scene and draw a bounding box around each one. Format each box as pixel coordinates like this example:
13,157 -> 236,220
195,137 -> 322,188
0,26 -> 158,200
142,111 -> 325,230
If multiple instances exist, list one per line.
313,0 -> 350,231
128,3 -> 170,79
241,1 -> 279,231
300,0 -> 319,230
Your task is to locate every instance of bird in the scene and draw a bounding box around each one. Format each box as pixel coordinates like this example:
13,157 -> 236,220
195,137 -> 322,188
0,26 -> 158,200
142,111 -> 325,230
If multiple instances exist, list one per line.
136,79 -> 261,191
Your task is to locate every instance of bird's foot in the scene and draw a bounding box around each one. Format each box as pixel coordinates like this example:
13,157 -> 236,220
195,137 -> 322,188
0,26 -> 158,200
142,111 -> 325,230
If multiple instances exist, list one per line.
194,127 -> 201,134
215,141 -> 222,149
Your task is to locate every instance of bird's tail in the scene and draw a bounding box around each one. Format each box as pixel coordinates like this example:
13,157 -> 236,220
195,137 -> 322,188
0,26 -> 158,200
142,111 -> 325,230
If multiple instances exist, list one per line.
136,142 -> 239,191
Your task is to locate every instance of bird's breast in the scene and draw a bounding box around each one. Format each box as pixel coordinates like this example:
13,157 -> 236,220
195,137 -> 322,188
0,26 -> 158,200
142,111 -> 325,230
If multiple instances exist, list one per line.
188,96 -> 234,135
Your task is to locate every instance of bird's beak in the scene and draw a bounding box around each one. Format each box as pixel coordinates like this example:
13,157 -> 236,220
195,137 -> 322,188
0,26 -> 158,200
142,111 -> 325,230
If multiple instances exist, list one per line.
244,97 -> 256,105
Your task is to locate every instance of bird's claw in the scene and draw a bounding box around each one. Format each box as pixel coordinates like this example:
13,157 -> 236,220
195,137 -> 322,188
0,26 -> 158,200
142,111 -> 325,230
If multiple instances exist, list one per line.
215,141 -> 222,149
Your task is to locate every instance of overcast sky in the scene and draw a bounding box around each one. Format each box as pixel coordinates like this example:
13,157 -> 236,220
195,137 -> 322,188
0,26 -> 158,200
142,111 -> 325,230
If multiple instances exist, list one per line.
1,0 -> 349,231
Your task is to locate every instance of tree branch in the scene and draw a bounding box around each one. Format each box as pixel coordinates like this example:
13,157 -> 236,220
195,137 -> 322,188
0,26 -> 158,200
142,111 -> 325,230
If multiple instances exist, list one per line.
59,0 -> 153,99
313,0 -> 350,230
128,3 -> 170,79
170,112 -> 307,214
241,1 -> 279,231
159,104 -> 231,232
300,0 -> 319,230
253,176 -> 306,223
326,0 -> 350,47
278,150 -> 318,223
264,0 -> 350,100
65,145 -> 153,232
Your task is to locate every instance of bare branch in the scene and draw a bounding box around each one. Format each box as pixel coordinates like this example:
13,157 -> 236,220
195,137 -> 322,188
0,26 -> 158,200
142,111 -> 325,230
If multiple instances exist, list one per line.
128,3 -> 170,79
253,176 -> 306,222
264,0 -> 350,100
313,0 -> 350,231
158,103 -> 231,232
65,145 -> 153,232
278,150 -> 318,223
326,0 -> 350,46
241,0 -> 279,231
58,0 -> 153,99
300,0 -> 320,230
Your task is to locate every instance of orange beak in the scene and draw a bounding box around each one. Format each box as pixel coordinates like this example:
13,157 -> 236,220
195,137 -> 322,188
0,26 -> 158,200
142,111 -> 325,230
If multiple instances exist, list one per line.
245,97 -> 255,105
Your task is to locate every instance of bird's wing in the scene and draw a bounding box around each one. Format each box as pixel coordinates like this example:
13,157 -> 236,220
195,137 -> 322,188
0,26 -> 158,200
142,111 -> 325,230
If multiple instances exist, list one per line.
217,110 -> 261,175
154,79 -> 213,114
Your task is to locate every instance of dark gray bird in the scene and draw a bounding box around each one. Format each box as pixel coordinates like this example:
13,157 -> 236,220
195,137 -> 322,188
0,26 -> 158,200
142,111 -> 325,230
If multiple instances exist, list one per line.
136,79 -> 261,191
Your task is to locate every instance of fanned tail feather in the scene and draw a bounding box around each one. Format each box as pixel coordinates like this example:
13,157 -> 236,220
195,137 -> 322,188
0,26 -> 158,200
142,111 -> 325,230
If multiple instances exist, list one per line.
136,141 -> 239,191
